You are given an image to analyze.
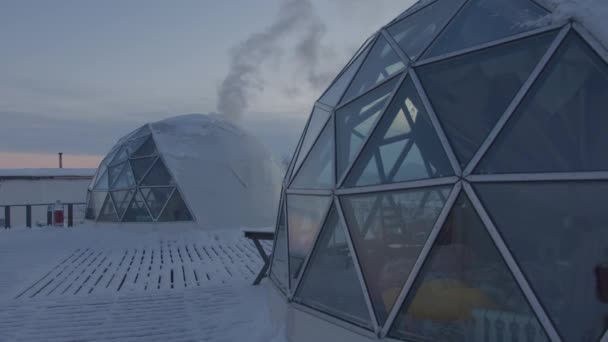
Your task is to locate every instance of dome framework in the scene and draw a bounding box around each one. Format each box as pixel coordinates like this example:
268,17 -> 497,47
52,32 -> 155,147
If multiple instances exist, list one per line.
86,124 -> 194,223
268,0 -> 608,341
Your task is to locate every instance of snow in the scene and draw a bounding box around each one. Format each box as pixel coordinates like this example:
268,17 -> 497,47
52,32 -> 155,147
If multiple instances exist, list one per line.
0,168 -> 95,179
149,114 -> 283,229
0,225 -> 287,341
535,0 -> 608,47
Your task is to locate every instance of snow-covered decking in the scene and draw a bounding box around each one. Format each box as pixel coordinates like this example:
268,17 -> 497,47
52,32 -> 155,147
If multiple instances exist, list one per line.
0,227 -> 284,342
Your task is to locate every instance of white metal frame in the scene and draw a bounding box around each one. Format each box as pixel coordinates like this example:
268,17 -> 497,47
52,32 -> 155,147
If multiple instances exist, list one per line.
271,0 -> 608,339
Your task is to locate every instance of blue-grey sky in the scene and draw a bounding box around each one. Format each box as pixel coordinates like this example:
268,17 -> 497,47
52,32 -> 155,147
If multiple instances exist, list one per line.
0,0 -> 413,167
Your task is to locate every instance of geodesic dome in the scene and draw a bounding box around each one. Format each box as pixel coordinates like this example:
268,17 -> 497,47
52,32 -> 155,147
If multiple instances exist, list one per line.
268,1 -> 608,341
86,114 -> 282,228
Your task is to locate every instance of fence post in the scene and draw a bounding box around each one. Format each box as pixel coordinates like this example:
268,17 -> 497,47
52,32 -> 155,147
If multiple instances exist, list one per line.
4,206 -> 10,229
68,204 -> 73,227
47,206 -> 52,226
26,205 -> 32,228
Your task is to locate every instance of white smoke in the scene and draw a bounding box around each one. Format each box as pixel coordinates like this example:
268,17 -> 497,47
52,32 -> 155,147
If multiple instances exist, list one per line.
216,0 -> 333,122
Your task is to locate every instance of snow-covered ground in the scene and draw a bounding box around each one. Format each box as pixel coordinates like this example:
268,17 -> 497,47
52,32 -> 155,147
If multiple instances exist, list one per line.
0,225 -> 286,342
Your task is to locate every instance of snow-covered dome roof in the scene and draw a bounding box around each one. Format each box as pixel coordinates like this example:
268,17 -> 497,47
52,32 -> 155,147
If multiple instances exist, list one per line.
86,114 -> 282,229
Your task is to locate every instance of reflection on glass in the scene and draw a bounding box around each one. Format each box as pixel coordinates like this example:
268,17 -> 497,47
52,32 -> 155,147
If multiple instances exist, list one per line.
270,202 -> 289,292
336,77 -> 400,180
123,190 -> 152,222
342,36 -> 405,104
418,31 -> 556,167
98,195 -> 118,222
390,194 -> 547,342
140,187 -> 174,219
293,108 -> 331,177
341,186 -> 451,325
345,77 -> 453,187
158,190 -> 192,222
291,121 -> 334,189
477,33 -> 608,174
388,0 -> 465,60
423,0 -> 548,59
286,195 -> 331,287
295,207 -> 372,328
476,182 -> 608,342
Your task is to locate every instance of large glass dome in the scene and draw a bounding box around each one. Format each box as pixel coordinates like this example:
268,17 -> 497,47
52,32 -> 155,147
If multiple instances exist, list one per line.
268,1 -> 608,341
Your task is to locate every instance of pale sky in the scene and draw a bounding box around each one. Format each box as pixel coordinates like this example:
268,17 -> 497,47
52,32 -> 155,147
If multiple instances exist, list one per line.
0,0 -> 414,168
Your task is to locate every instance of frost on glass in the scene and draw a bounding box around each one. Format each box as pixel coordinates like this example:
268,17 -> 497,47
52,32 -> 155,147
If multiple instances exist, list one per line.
131,136 -> 158,157
141,159 -> 174,186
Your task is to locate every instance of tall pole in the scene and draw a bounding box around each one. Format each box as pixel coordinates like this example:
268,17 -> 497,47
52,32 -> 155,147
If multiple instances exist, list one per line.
58,152 -> 63,168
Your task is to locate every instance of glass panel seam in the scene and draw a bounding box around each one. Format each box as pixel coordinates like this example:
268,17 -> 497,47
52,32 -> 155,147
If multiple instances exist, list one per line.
338,72 -> 409,188
107,191 -> 120,222
117,190 -> 135,222
381,29 -> 411,64
383,0 -> 439,28
414,22 -> 567,68
288,118 -> 333,189
335,197 -> 380,334
466,172 -> 608,182
285,189 -> 332,196
416,0 -> 471,61
291,302 -> 377,338
267,195 -> 284,278
143,187 -> 164,222
287,107 -> 316,185
289,197 -> 335,300
136,156 -> 159,186
335,70 -> 403,112
529,0 -> 555,13
284,194 -> 292,291
463,24 -> 571,176
380,182 -> 462,337
409,68 -> 462,175
291,106 -> 332,179
318,33 -> 377,107
336,176 -> 459,195
463,182 -> 563,342
573,22 -> 608,67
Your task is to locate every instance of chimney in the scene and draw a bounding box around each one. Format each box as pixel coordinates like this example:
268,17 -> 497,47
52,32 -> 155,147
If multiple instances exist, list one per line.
58,152 -> 63,169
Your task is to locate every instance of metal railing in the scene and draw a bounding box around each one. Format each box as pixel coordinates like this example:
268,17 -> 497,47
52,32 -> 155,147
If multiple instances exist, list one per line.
0,202 -> 87,229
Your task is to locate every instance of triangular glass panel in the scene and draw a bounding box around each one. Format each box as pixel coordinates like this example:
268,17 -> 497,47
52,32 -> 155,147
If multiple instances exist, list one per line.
158,190 -> 193,222
295,206 -> 373,329
389,193 -> 548,342
341,36 -> 406,104
107,163 -> 125,189
475,182 -> 608,342
336,77 -> 400,181
111,189 -> 135,219
130,157 -> 157,184
97,194 -> 118,222
122,190 -> 153,222
270,201 -> 289,293
131,136 -> 158,157
423,0 -> 549,59
141,159 -> 175,186
286,194 -> 332,287
128,125 -> 151,141
345,77 -> 453,187
291,120 -> 334,189
477,33 -> 608,174
111,162 -> 136,189
125,135 -> 150,156
341,186 -> 452,325
93,169 -> 109,190
109,146 -> 129,165
87,191 -> 107,219
318,38 -> 373,107
387,0 -> 466,61
418,30 -> 557,168
389,0 -> 438,24
293,107 -> 331,177
140,187 -> 174,219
